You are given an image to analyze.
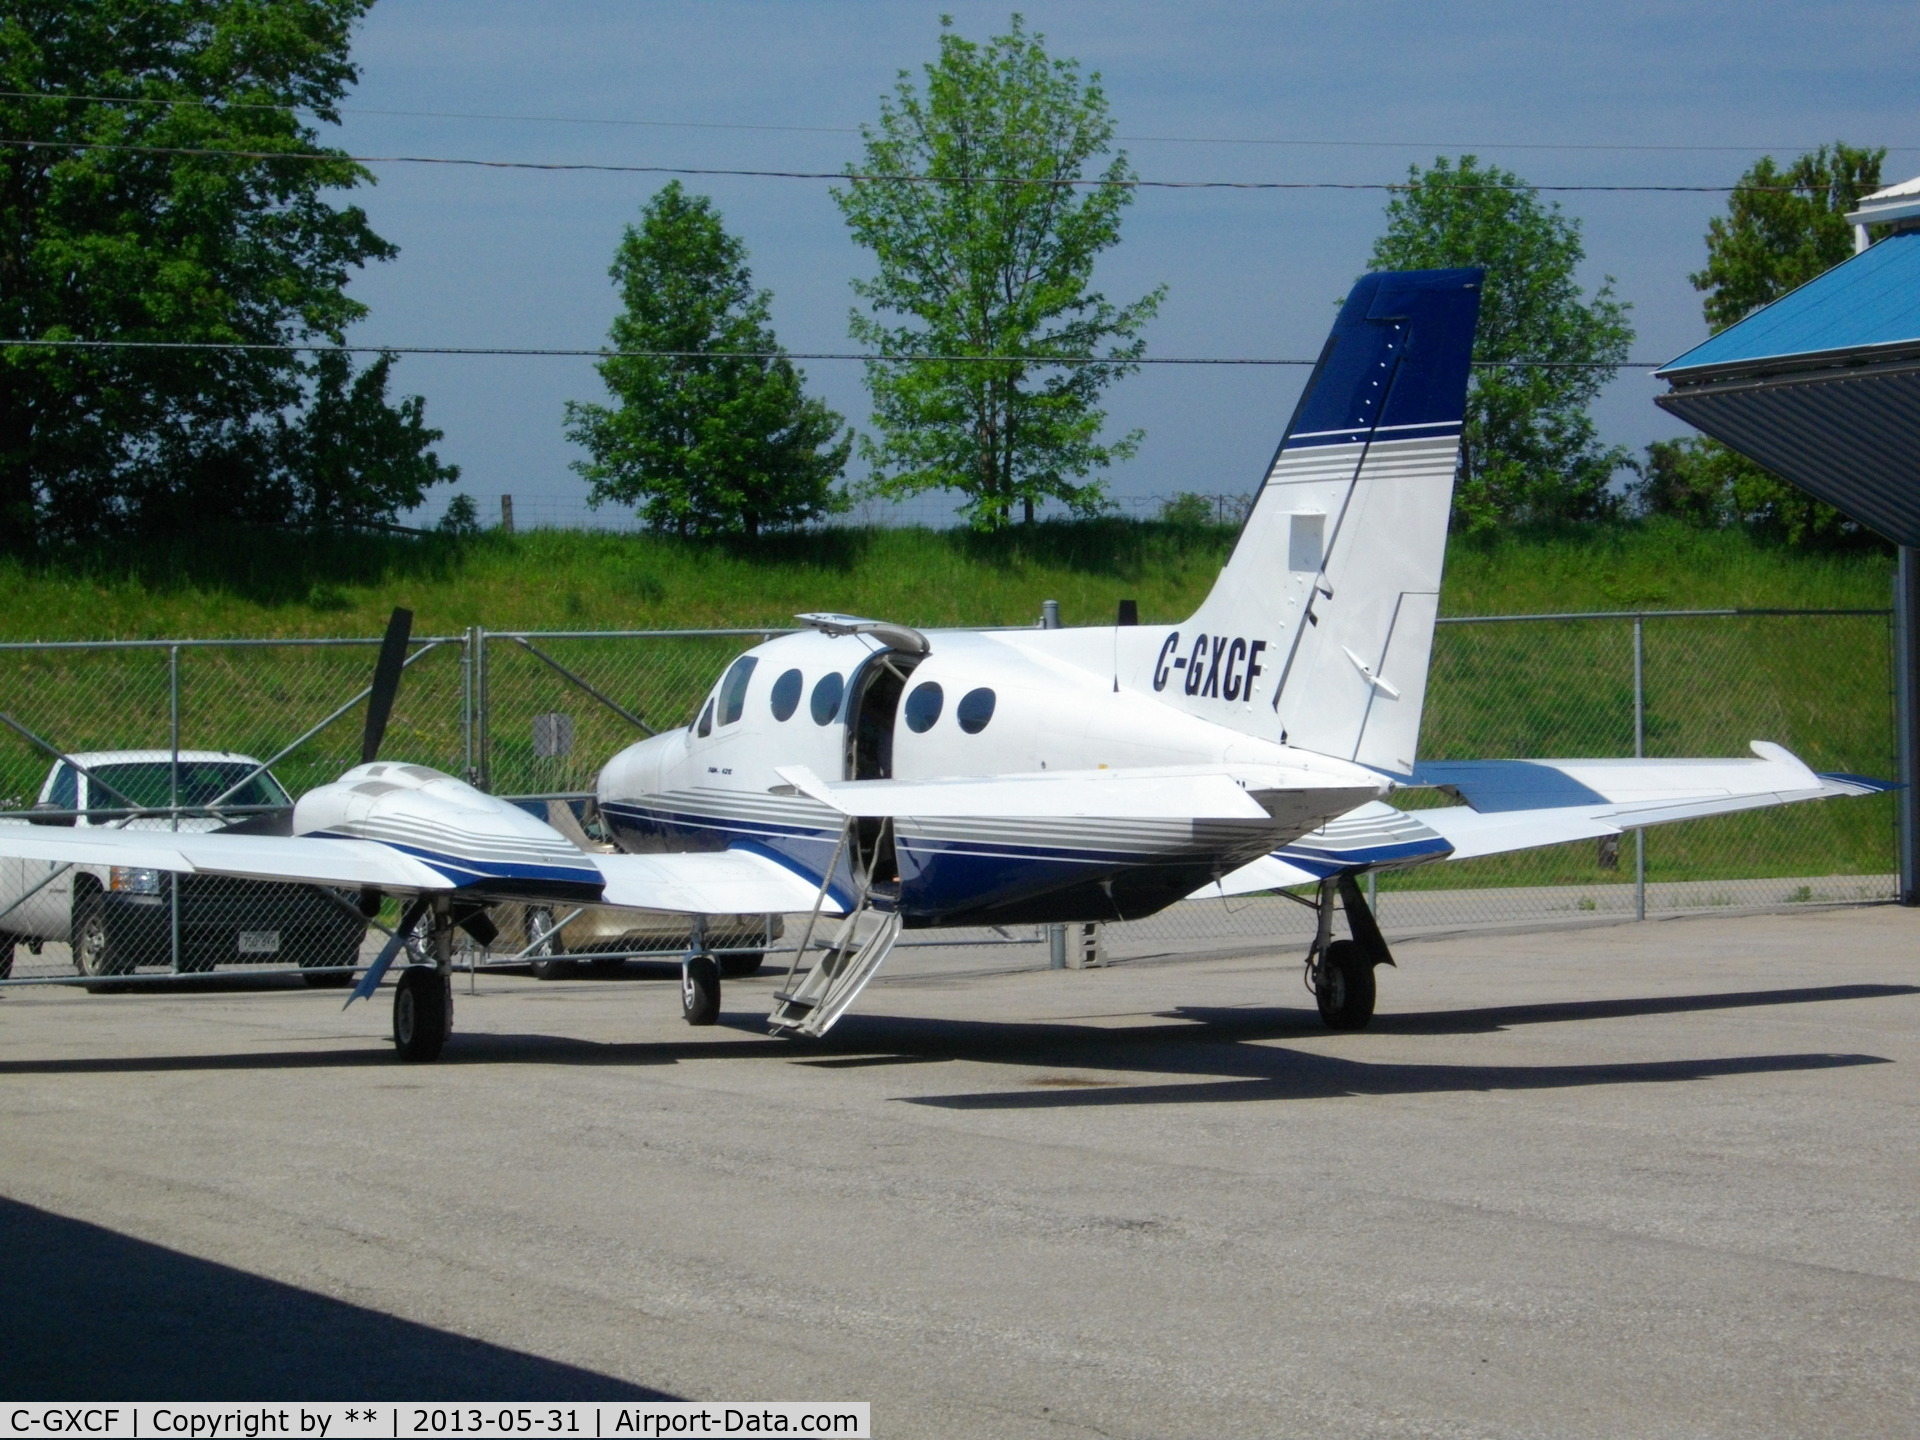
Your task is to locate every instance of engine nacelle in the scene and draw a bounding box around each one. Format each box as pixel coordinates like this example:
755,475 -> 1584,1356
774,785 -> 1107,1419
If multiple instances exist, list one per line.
296,763 -> 603,900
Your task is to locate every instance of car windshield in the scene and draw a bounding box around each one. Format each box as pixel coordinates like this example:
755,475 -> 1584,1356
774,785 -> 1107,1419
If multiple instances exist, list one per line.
87,761 -> 291,814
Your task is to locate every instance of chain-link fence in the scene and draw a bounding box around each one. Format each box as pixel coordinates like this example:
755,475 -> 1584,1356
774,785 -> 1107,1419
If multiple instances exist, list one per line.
0,610 -> 1896,986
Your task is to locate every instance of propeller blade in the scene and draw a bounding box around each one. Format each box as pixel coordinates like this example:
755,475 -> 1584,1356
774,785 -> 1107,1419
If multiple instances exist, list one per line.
361,606 -> 415,765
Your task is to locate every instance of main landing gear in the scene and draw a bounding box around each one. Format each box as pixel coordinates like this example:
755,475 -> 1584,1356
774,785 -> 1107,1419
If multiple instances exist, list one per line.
1305,873 -> 1395,1031
393,898 -> 455,1061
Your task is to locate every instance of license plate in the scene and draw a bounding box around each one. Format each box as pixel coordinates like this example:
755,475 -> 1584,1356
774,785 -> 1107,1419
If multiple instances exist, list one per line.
237,930 -> 280,955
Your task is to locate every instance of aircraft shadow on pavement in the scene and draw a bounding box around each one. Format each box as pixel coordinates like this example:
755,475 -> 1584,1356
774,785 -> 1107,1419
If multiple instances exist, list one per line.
0,1196 -> 669,1401
0,984 -> 1903,1099
802,991 -> 1899,1108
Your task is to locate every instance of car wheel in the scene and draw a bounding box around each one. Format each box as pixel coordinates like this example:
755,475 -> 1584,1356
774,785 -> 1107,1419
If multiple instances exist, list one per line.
526,905 -> 574,980
73,897 -> 134,984
301,957 -> 357,989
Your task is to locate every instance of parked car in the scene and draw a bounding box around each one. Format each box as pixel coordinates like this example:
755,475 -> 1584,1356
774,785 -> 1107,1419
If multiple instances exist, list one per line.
489,901 -> 781,980
0,750 -> 365,986
478,798 -> 782,981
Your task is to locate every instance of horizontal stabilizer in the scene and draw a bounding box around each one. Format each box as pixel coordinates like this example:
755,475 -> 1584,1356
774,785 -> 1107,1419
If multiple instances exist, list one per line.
1188,854 -> 1321,899
1190,741 -> 1887,896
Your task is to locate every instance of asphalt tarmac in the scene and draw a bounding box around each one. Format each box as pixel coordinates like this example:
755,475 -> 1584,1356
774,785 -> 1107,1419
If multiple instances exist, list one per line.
2,907 -> 1917,1438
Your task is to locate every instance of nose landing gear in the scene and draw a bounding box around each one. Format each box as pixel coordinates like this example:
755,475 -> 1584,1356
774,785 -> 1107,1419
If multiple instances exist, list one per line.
392,897 -> 455,1061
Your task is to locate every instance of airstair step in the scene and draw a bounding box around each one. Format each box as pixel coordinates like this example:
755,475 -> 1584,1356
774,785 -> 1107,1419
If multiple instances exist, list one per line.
771,991 -> 817,1009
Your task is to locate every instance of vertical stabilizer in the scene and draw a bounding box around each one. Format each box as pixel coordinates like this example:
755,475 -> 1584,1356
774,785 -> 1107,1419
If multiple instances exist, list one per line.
1129,268 -> 1480,776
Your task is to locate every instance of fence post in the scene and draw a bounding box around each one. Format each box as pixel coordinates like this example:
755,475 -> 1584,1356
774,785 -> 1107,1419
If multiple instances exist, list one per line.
1896,549 -> 1920,904
462,625 -> 477,785
475,626 -> 491,793
169,644 -> 182,972
1633,617 -> 1646,922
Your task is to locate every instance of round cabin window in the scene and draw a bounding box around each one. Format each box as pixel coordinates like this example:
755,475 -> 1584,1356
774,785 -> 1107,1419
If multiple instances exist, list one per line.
904,681 -> 944,734
956,687 -> 996,734
810,672 -> 844,725
770,668 -> 803,722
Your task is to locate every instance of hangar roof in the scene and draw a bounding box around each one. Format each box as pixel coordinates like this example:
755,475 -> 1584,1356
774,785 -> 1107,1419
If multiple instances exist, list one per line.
1659,230 -> 1920,381
1656,230 -> 1920,545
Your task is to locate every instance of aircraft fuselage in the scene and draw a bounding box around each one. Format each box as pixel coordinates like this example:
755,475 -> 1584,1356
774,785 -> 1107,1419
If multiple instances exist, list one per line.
596,626 -> 1383,927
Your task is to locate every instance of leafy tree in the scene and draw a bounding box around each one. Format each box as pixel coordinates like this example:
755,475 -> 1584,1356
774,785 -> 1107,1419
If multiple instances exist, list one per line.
436,493 -> 481,537
566,182 -> 850,537
1692,144 -> 1885,330
1633,145 -> 1887,548
0,1 -> 455,547
1366,155 -> 1634,530
1631,436 -> 1871,548
279,350 -> 454,527
1159,492 -> 1216,527
835,14 -> 1162,530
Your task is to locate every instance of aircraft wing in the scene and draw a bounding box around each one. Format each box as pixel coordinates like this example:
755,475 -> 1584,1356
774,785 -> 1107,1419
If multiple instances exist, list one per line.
1192,742 -> 1890,898
1411,742 -> 1889,857
0,822 -> 452,891
0,824 -> 836,917
591,850 -> 842,916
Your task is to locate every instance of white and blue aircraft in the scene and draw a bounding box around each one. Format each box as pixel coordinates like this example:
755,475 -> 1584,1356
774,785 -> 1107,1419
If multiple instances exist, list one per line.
0,267 -> 1884,1059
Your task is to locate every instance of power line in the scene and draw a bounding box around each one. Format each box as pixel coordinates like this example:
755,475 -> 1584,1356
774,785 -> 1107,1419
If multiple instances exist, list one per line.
5,88 -> 1914,156
0,338 -> 1666,368
0,137 -> 1801,192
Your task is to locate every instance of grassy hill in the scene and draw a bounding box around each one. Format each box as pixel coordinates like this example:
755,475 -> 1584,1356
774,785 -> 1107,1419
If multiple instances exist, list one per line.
0,517 -> 1896,641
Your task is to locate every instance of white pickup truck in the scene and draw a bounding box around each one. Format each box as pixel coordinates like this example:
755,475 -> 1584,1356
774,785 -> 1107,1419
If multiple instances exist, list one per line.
0,750 -> 365,983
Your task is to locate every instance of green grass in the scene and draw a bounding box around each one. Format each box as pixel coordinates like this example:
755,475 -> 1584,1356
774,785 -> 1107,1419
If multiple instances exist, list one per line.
0,516 -> 1891,642
0,518 -> 1898,887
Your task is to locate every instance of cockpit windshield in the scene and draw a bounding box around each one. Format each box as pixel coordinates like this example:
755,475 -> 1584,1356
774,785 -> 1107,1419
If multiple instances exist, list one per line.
717,655 -> 757,727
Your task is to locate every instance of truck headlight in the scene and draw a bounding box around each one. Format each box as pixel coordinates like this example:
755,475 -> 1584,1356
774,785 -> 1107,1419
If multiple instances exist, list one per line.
109,866 -> 162,895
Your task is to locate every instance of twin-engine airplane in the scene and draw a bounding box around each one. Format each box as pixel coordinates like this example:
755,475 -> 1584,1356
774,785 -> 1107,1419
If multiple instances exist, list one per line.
0,267 -> 1884,1059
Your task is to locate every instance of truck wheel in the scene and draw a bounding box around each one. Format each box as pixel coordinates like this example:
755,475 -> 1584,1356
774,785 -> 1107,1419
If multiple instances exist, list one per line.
301,959 -> 357,989
73,897 -> 134,985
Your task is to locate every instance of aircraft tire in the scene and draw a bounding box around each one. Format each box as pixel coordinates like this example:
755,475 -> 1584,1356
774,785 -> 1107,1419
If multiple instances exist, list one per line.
1315,939 -> 1376,1031
718,950 -> 764,979
393,967 -> 451,1061
682,953 -> 721,1026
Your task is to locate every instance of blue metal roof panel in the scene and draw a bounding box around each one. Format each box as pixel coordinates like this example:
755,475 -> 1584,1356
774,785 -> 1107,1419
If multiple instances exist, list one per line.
1659,230 -> 1920,377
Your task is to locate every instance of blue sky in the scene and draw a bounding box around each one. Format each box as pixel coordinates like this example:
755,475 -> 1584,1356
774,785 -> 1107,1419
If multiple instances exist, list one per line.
327,1 -> 1920,526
